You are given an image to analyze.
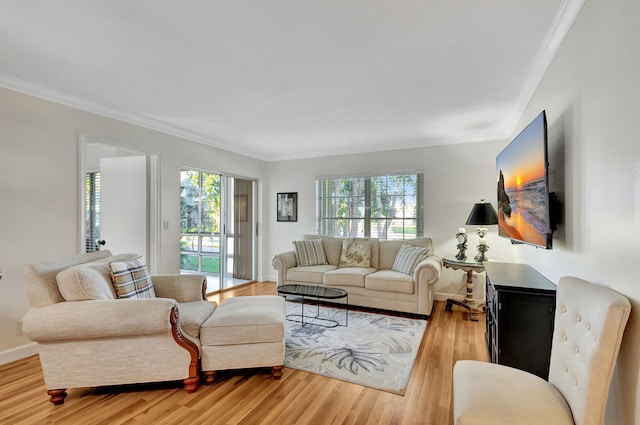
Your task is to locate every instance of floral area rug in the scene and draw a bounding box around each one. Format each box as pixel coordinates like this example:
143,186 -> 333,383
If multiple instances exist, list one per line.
284,301 -> 427,395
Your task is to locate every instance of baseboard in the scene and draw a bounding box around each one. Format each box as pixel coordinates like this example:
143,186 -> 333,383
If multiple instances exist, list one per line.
434,292 -> 464,302
0,342 -> 38,366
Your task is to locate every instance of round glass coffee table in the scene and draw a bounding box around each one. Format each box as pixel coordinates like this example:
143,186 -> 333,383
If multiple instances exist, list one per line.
277,284 -> 348,328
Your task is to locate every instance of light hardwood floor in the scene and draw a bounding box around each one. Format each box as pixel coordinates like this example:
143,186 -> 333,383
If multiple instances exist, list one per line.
0,282 -> 488,425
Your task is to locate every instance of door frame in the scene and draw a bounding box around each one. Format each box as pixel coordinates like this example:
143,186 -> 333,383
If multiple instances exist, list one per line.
78,134 -> 160,273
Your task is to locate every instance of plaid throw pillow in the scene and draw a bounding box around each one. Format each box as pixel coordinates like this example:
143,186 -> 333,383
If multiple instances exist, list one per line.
391,244 -> 429,275
109,256 -> 156,299
293,239 -> 328,266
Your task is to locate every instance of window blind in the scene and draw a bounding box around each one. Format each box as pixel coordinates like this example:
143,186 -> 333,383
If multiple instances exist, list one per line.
315,173 -> 423,240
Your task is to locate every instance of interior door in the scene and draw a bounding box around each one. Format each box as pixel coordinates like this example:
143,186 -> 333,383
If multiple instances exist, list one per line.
99,156 -> 148,259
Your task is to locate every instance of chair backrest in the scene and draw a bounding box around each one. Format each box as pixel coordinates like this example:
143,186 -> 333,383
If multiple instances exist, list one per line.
548,276 -> 631,425
24,250 -> 113,308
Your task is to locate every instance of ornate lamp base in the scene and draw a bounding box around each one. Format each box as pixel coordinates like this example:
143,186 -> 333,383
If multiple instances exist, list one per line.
474,251 -> 487,262
474,246 -> 488,262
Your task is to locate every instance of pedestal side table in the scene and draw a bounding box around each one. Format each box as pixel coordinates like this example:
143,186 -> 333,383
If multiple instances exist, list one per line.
443,257 -> 485,321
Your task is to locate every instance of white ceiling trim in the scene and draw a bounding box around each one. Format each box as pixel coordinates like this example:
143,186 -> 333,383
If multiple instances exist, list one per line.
510,0 -> 587,134
0,72 -> 263,160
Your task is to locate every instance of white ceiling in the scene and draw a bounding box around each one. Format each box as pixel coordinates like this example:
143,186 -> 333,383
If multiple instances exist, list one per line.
0,1 -> 584,161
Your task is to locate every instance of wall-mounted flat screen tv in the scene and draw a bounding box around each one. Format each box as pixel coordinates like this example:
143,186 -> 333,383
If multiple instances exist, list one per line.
496,111 -> 553,249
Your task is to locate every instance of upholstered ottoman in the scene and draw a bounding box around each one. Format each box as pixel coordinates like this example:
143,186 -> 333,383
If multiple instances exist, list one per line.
200,295 -> 285,383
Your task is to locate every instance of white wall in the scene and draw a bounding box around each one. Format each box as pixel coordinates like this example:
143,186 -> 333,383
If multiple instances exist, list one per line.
509,0 -> 640,423
264,141 -> 504,295
0,87 -> 267,359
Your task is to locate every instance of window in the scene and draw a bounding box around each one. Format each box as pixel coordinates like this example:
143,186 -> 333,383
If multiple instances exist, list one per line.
316,173 -> 423,239
85,171 -> 101,252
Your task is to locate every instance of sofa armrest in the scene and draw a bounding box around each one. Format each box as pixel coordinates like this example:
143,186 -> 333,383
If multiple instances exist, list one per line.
272,251 -> 297,286
413,255 -> 442,285
151,274 -> 207,302
22,298 -> 178,342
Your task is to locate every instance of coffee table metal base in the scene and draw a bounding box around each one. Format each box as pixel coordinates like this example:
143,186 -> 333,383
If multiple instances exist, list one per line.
284,296 -> 349,328
277,284 -> 349,328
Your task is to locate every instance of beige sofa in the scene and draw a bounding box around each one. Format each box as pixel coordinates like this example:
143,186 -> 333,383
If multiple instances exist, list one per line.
22,250 -> 215,404
272,235 -> 442,316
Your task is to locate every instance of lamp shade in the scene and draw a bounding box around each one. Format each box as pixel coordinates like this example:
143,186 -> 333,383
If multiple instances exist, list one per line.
466,201 -> 498,226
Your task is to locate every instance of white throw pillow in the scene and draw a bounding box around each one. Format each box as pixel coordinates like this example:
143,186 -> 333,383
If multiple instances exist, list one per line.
392,243 -> 429,275
293,239 -> 328,266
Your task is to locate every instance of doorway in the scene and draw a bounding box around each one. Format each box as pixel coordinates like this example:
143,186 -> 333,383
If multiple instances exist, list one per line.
80,136 -> 159,270
179,169 -> 255,293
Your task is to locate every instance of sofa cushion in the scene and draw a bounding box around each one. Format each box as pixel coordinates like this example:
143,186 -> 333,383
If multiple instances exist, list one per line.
368,238 -> 380,269
304,234 -> 380,268
177,301 -> 216,339
56,253 -> 139,301
339,238 -> 371,268
392,243 -> 430,275
379,237 -> 433,270
200,296 -> 285,346
287,265 -> 337,284
293,239 -> 327,266
324,267 -> 376,287
27,250 -> 114,308
57,264 -> 117,301
109,256 -> 156,299
304,234 -> 343,266
365,270 -> 415,294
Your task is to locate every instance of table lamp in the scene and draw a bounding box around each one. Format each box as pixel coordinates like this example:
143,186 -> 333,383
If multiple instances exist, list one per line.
465,199 -> 498,262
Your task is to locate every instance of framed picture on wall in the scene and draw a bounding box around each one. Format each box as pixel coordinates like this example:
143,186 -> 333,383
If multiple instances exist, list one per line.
277,192 -> 297,222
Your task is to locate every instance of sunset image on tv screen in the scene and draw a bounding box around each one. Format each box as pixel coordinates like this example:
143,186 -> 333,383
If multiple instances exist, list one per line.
496,112 -> 549,247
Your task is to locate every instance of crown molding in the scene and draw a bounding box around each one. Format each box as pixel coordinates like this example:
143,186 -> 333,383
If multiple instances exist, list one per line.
510,0 -> 587,134
0,73 -> 264,160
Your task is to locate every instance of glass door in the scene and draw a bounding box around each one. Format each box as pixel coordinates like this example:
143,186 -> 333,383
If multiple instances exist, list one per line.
180,169 -> 255,293
180,170 -> 221,291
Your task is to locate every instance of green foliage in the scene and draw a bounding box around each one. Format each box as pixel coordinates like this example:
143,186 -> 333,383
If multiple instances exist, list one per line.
180,170 -> 222,273
391,226 -> 416,234
180,171 -> 220,233
317,174 -> 421,239
180,254 -> 220,273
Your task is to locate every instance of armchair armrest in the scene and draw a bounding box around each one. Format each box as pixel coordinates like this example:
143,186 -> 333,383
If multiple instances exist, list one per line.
271,251 -> 297,286
151,274 -> 207,302
413,255 -> 442,285
22,298 -> 178,342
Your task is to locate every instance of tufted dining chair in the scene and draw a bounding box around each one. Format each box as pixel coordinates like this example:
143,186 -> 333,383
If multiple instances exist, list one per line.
453,276 -> 631,425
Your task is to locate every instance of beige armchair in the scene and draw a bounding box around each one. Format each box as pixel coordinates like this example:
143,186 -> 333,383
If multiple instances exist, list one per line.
453,276 -> 631,425
22,250 -> 216,405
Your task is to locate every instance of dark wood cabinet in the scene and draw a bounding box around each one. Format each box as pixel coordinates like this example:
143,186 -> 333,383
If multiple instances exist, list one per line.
484,262 -> 556,379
